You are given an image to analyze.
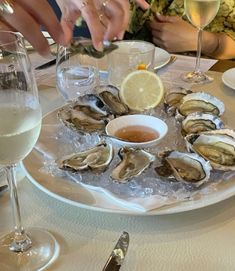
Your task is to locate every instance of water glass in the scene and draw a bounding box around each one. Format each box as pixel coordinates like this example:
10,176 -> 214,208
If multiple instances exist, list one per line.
56,40 -> 100,100
107,41 -> 155,87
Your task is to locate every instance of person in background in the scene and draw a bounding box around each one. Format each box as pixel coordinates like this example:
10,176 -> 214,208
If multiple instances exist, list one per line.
0,0 -> 129,55
127,0 -> 235,60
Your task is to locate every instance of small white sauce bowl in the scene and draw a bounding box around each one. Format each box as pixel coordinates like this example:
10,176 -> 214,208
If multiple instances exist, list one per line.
105,114 -> 168,148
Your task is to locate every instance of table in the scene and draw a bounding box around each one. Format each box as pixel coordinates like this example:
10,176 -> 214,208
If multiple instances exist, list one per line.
1,54 -> 235,271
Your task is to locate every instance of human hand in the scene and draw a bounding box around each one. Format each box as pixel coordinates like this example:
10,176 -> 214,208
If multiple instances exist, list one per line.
134,0 -> 149,10
0,0 -> 64,56
56,0 -> 130,51
149,14 -> 198,53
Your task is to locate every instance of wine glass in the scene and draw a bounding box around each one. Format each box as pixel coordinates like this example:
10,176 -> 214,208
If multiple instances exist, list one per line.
0,31 -> 59,270
182,0 -> 220,84
56,38 -> 100,101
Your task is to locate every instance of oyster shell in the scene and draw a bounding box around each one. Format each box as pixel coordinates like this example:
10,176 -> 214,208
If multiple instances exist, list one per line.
181,113 -> 224,136
155,150 -> 211,186
185,129 -> 235,170
178,92 -> 225,117
111,148 -> 155,183
96,85 -> 129,115
70,38 -> 118,59
58,94 -> 112,134
164,87 -> 192,115
58,142 -> 114,172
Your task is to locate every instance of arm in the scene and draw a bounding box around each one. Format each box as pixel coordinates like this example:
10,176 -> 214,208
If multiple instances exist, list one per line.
202,32 -> 235,60
149,14 -> 235,60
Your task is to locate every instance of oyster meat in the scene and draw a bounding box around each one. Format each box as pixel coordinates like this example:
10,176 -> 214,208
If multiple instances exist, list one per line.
111,148 -> 155,183
155,150 -> 211,186
181,113 -> 224,136
164,87 -> 192,116
70,38 -> 118,59
58,94 -> 112,134
58,142 -> 114,172
178,92 -> 225,117
96,85 -> 129,115
185,129 -> 235,171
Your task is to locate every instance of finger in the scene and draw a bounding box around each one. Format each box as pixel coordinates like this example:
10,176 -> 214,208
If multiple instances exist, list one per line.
103,0 -> 129,40
149,21 -> 163,32
135,0 -> 149,10
2,3 -> 51,55
78,1 -> 105,51
152,37 -> 164,48
98,12 -> 109,29
155,13 -> 179,23
16,0 -> 65,45
0,19 -> 15,31
60,11 -> 81,44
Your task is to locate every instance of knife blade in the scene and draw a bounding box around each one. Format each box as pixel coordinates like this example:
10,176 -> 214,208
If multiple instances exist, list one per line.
102,231 -> 129,271
0,185 -> 8,196
35,59 -> 56,70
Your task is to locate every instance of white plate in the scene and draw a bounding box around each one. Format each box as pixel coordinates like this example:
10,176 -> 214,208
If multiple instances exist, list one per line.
78,47 -> 171,72
222,68 -> 235,90
154,47 -> 171,70
23,108 -> 235,216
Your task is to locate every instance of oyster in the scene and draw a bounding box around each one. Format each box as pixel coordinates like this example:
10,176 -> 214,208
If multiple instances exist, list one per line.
155,150 -> 211,186
178,92 -> 225,117
58,142 -> 113,172
181,113 -> 224,136
111,148 -> 155,183
58,95 -> 112,134
96,85 -> 129,115
70,38 -> 118,59
185,129 -> 235,170
164,87 -> 192,115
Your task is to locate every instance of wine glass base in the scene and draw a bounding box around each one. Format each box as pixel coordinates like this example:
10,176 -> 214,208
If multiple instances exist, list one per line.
181,71 -> 213,84
0,228 -> 59,271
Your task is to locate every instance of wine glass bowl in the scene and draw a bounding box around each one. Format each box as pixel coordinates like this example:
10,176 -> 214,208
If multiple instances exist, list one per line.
182,0 -> 220,84
0,31 -> 59,271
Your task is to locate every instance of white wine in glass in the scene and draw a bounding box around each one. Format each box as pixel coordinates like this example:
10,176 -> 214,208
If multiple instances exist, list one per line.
0,31 -> 59,271
182,0 -> 220,84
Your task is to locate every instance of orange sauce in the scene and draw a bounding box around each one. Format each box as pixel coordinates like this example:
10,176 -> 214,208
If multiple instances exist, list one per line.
115,125 -> 159,143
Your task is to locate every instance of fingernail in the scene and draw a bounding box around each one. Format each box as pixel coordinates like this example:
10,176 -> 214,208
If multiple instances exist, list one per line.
156,12 -> 161,16
96,42 -> 103,52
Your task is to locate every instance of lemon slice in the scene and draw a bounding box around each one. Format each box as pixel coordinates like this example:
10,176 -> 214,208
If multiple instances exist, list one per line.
120,70 -> 164,111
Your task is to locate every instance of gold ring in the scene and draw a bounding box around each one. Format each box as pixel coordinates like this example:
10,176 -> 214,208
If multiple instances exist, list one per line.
80,0 -> 89,9
0,0 -> 14,15
102,0 -> 110,8
99,13 -> 104,21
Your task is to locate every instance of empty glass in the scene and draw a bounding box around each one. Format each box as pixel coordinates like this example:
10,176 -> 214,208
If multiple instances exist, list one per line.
56,38 -> 100,100
107,41 -> 155,87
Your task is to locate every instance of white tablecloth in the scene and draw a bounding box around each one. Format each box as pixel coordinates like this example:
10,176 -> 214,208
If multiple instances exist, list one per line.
1,52 -> 235,271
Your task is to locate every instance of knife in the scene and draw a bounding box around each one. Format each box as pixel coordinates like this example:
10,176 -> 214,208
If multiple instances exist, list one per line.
0,185 -> 8,196
102,231 -> 129,271
35,59 -> 56,70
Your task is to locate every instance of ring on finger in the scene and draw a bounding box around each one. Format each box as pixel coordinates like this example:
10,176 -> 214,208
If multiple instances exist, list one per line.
102,0 -> 110,9
99,13 -> 104,21
0,0 -> 14,15
98,13 -> 106,27
80,0 -> 89,9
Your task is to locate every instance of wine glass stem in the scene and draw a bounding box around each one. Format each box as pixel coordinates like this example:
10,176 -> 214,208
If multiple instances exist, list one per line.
194,28 -> 203,73
5,165 -> 32,252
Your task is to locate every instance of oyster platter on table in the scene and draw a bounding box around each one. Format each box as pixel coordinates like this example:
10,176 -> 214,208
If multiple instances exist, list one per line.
36,83 -> 235,212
